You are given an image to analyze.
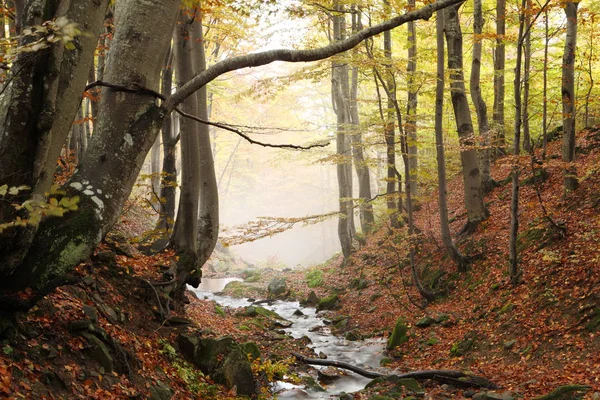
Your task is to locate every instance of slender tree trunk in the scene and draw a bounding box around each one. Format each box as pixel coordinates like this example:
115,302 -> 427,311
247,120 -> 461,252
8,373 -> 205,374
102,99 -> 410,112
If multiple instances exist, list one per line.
584,14 -> 594,127
542,8 -> 549,160
436,10 -> 468,272
406,0 -> 418,197
384,0 -> 400,228
150,135 -> 161,201
332,1 -> 354,258
562,1 -> 579,192
350,8 -> 374,235
509,0 -> 526,286
191,13 -> 219,270
493,0 -> 506,155
171,11 -> 202,294
522,0 -> 532,153
444,4 -> 488,234
470,0 -> 492,194
155,46 -> 177,236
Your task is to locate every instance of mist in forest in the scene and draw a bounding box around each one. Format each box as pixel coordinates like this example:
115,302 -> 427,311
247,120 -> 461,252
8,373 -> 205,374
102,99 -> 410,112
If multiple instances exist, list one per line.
212,64 -> 346,269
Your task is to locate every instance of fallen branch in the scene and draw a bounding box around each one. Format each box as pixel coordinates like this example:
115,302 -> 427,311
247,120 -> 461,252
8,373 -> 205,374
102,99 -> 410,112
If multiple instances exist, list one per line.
292,352 -> 498,389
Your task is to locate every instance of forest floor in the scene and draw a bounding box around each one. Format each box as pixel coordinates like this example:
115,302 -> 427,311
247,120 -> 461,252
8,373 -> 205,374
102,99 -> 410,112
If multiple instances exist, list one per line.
1,128 -> 600,399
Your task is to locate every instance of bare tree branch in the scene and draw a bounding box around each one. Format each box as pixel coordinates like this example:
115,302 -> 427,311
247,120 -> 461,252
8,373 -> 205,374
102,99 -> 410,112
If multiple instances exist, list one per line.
84,81 -> 330,150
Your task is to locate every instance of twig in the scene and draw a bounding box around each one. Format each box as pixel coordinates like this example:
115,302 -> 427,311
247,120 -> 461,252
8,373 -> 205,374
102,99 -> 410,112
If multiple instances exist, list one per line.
84,80 -> 331,150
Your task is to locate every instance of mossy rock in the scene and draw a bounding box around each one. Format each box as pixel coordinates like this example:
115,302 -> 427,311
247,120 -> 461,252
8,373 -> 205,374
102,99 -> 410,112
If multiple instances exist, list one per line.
350,278 -> 369,290
301,376 -> 326,392
387,317 -> 409,350
240,342 -> 261,360
149,380 -> 173,400
585,309 -> 600,332
517,224 -> 563,253
379,357 -> 393,367
345,329 -> 362,341
450,332 -> 476,357
301,290 -> 321,307
531,384 -> 590,400
415,316 -> 437,328
316,294 -> 339,312
366,376 -> 422,393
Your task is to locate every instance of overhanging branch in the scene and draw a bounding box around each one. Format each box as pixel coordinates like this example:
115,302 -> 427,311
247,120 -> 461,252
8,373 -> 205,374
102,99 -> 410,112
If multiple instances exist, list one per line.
164,0 -> 465,111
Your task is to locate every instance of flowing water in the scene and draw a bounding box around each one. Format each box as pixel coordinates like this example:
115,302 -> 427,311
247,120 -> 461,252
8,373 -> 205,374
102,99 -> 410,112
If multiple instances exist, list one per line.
192,278 -> 387,399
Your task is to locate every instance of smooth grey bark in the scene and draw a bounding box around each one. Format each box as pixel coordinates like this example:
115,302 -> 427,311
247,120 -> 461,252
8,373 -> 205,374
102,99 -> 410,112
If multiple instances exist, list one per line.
406,0 -> 418,197
470,0 -> 492,193
191,15 -> 219,270
492,0 -> 506,155
509,0 -> 526,286
350,9 -> 374,235
10,0 -> 179,289
444,4 -> 488,234
542,9 -> 549,159
435,10 -> 468,272
156,46 -> 177,235
0,0 -> 109,273
562,1 -> 579,191
150,135 -> 161,202
171,11 -> 203,293
522,0 -> 532,153
332,1 -> 354,258
383,1 -> 400,229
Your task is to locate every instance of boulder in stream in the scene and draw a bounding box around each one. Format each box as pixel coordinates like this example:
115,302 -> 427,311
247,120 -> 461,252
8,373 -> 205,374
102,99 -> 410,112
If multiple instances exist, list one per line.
316,294 -> 339,312
301,291 -> 320,307
268,278 -> 288,297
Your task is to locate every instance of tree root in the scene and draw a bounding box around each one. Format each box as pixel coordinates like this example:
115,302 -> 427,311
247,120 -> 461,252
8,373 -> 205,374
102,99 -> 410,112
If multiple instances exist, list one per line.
292,352 -> 498,389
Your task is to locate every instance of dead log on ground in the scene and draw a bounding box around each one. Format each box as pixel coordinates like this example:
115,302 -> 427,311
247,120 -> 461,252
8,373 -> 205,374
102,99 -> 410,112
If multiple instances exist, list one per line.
291,352 -> 498,389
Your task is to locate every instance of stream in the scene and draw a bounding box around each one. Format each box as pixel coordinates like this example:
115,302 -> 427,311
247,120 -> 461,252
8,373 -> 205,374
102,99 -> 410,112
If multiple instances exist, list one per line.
193,278 -> 387,399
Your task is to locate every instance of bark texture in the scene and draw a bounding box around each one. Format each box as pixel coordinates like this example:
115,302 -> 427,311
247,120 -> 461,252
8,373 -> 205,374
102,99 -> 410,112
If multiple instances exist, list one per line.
191,15 -> 219,271
492,0 -> 506,155
444,4 -> 488,233
10,0 -> 179,290
562,1 -> 579,191
470,0 -> 492,193
406,0 -> 418,197
0,0 -> 109,273
436,10 -> 468,272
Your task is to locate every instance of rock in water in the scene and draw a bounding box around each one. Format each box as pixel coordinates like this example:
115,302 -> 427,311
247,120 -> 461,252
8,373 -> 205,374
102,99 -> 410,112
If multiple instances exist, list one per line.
268,278 -> 288,297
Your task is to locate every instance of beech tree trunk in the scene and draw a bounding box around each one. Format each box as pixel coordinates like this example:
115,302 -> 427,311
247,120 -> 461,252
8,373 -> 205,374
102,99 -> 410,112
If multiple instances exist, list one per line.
444,4 -> 488,234
542,9 -> 549,159
350,10 -> 374,235
155,46 -> 177,236
191,14 -> 220,270
562,1 -> 579,191
470,0 -> 492,193
522,0 -> 532,153
384,2 -> 400,228
436,10 -> 468,272
332,1 -> 354,258
509,0 -> 526,286
493,0 -> 506,155
171,11 -> 203,294
406,0 -> 418,197
0,0 -> 109,273
9,0 -> 179,290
